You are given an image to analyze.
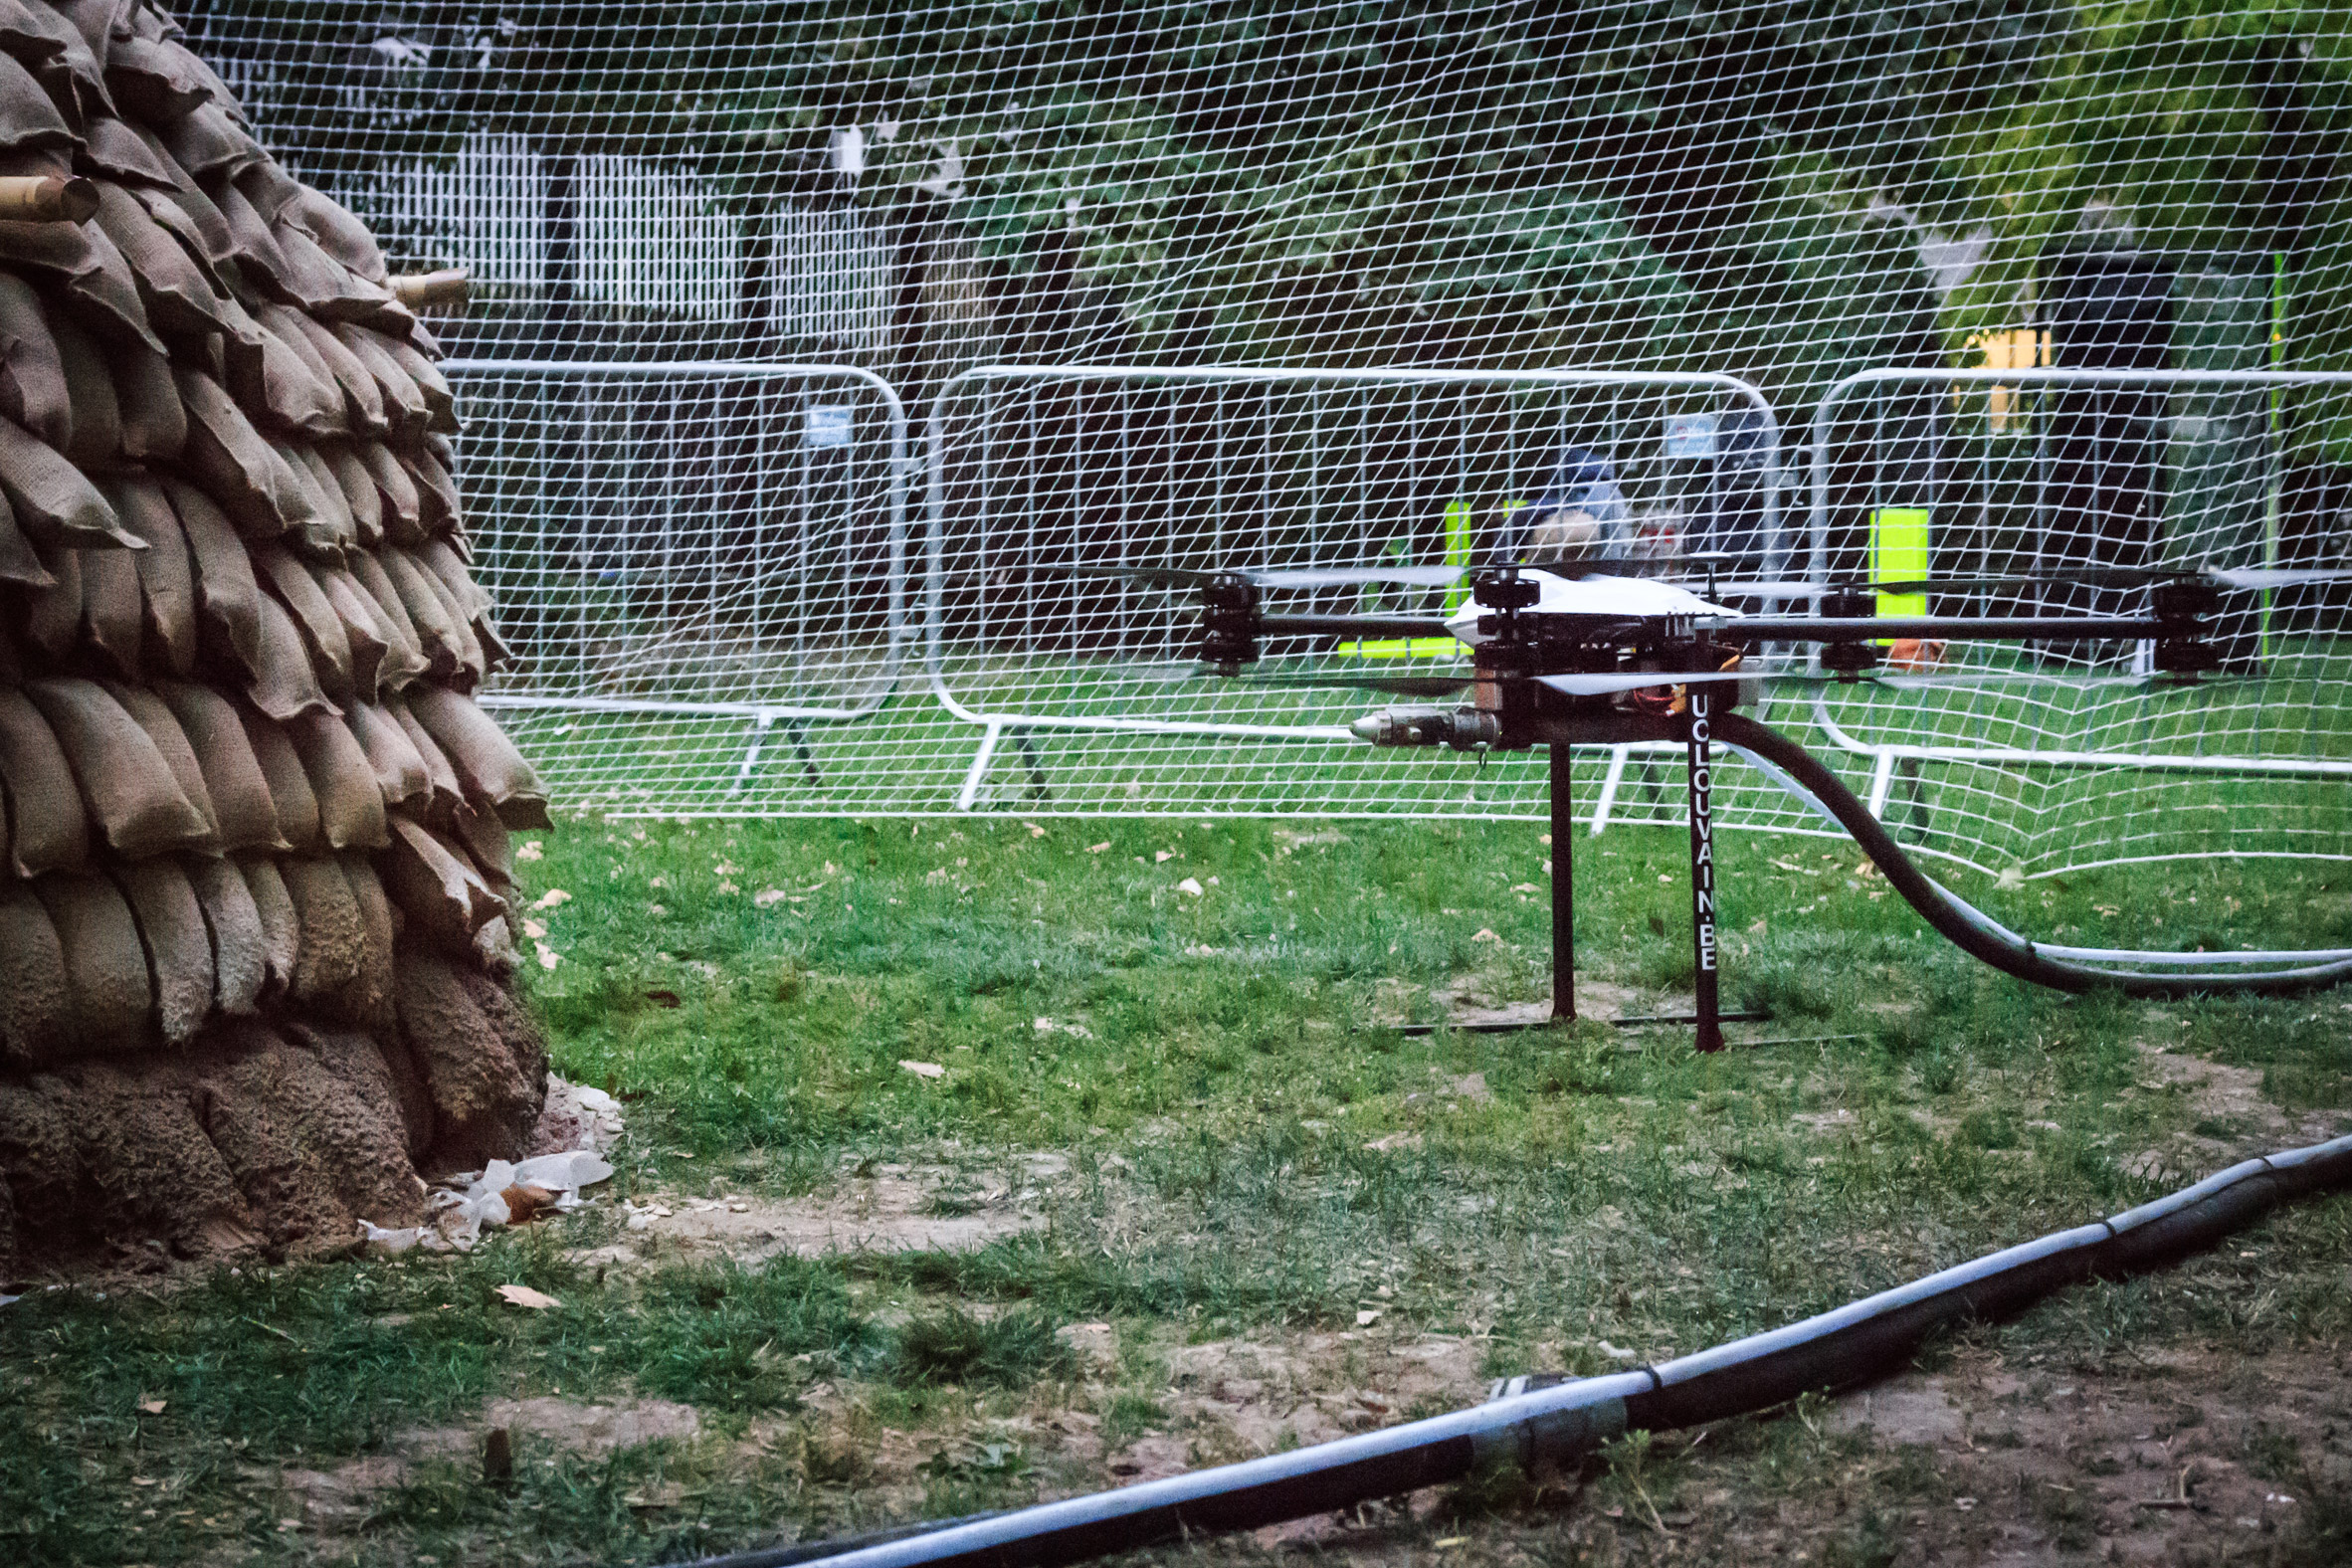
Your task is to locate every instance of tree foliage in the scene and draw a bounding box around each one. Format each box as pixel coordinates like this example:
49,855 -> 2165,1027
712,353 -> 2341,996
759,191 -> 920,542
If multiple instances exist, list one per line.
186,0 -> 2351,411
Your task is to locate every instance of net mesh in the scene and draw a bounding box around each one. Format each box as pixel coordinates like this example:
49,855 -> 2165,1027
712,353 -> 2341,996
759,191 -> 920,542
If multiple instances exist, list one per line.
177,1 -> 2352,875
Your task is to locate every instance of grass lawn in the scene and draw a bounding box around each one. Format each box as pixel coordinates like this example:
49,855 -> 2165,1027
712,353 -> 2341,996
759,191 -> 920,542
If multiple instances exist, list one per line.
4,814 -> 2350,1566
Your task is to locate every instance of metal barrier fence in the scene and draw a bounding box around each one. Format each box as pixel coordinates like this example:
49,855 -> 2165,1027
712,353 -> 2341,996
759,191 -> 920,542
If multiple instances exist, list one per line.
923,364 -> 1783,812
452,360 -> 909,798
439,358 -> 2352,876
1802,367 -> 2352,873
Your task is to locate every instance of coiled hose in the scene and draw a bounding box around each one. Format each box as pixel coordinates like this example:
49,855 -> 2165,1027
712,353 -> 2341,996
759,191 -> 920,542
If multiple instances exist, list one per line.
664,1130 -> 2352,1568
1711,709 -> 2352,996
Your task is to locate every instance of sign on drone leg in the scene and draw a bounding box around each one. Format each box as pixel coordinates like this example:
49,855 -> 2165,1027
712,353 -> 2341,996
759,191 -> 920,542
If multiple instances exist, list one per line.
1686,688 -> 1724,1053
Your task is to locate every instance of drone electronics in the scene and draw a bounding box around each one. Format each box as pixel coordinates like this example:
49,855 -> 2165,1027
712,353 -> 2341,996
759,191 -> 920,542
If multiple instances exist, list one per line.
1050,557 -> 2352,1051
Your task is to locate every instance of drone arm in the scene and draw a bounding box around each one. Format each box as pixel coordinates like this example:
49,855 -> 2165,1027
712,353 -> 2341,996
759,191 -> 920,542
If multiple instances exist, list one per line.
1714,616 -> 2170,641
1256,614 -> 1457,640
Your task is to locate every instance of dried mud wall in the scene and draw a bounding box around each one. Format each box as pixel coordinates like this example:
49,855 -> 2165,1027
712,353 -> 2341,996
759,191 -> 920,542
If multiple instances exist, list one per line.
0,0 -> 548,1274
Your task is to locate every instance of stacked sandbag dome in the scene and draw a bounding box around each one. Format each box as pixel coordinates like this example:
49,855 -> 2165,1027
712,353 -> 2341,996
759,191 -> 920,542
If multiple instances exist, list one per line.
0,0 -> 549,1274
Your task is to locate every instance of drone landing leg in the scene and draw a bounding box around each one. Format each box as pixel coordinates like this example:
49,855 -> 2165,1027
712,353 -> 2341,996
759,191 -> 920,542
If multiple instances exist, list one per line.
1686,689 -> 1724,1054
1549,741 -> 1574,1022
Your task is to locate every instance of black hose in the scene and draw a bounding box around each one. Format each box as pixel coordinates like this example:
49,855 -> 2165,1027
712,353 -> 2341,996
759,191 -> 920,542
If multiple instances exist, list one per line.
1712,709 -> 2352,997
658,1130 -> 2352,1568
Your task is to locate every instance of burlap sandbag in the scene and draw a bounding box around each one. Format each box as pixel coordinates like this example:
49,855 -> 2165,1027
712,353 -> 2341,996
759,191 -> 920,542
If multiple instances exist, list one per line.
0,411 -> 134,547
93,179 -> 243,345
340,856 -> 397,1032
212,177 -> 295,298
25,677 -> 212,859
451,799 -> 515,889
187,855 -> 264,1016
308,561 -> 389,698
252,541 -> 354,704
0,490 -> 45,587
98,682 -> 222,851
125,125 -> 234,268
65,219 -> 165,353
405,444 -> 462,534
102,475 -> 196,675
172,364 -> 289,539
20,535 -> 79,659
160,102 -> 258,179
112,858 -> 215,1046
402,686 -> 549,828
284,711 -> 388,852
380,335 -> 457,434
0,881 -> 69,1068
344,700 -> 431,811
382,816 -> 505,956
48,0 -> 118,65
56,1056 -> 266,1260
149,34 -> 236,122
128,188 -> 221,284
164,477 -> 262,678
393,945 -> 536,1167
46,304 -> 120,470
232,155 -> 303,221
236,707 -> 323,855
0,1074 -> 83,1254
414,537 -> 508,669
356,440 -> 421,541
246,589 -> 338,720
36,871 -> 154,1054
272,305 -> 386,434
347,550 -> 424,667
414,536 -> 489,619
190,1026 -> 424,1249
260,434 -> 334,552
0,47 -> 75,152
0,685 -> 88,876
387,693 -> 465,824
81,114 -> 180,187
239,856 -> 297,997
102,32 -> 210,120
286,187 -> 388,284
280,855 -> 364,1015
250,300 -> 343,397
113,347 -> 182,469
0,209 -> 96,288
391,546 -> 484,685
327,319 -> 427,428
269,219 -> 389,320
283,439 -> 356,550
152,681 -> 285,854
78,540 -> 142,675
375,547 -> 466,680
0,271 -> 69,446
242,314 -> 346,439
317,441 -> 382,547
0,0 -> 77,72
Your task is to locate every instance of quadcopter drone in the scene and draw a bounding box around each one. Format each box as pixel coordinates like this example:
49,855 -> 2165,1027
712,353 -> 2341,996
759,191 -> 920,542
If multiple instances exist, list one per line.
1044,553 -> 2352,1048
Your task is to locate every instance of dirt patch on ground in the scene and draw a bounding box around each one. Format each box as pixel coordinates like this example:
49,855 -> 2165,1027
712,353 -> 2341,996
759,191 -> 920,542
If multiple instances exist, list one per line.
1727,1342 -> 2352,1565
2125,1041 -> 2346,1180
587,1155 -> 1065,1266
277,1395 -> 702,1527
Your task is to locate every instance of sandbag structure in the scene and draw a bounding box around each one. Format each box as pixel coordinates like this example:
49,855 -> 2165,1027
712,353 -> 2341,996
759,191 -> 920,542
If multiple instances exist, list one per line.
0,0 -> 550,1274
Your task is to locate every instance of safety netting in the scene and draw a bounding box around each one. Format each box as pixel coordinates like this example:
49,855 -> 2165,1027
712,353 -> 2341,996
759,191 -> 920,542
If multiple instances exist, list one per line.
171,0 -> 2352,876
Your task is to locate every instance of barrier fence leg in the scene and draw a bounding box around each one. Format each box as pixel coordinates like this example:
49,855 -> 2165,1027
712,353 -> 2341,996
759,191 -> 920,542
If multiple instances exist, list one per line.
1550,742 -> 1574,1022
728,713 -> 777,798
955,721 -> 1004,812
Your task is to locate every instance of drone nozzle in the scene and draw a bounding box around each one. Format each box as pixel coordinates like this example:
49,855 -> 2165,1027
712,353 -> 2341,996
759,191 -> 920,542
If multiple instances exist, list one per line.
1350,707 -> 1501,749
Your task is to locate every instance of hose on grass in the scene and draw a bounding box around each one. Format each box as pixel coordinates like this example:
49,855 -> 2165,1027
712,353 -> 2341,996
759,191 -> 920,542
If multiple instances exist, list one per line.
1712,709 -> 2352,996
663,1130 -> 2352,1568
